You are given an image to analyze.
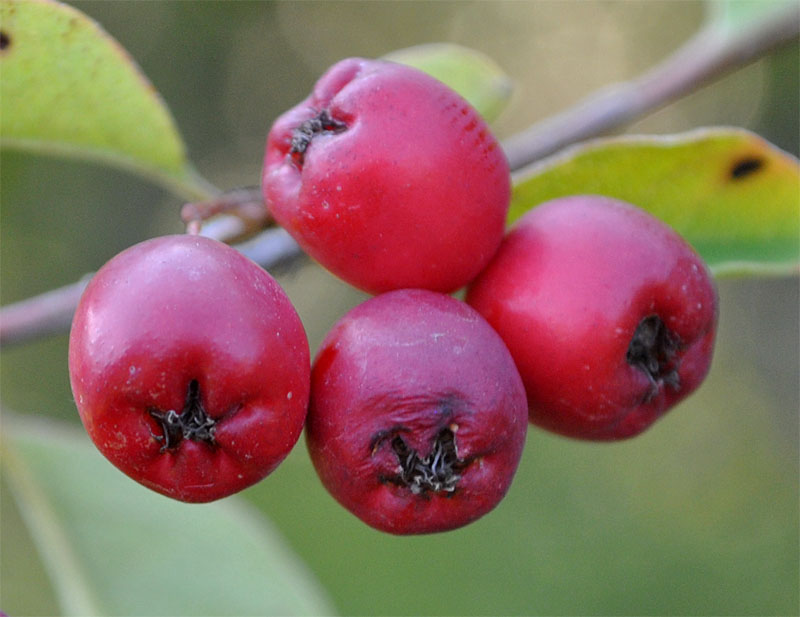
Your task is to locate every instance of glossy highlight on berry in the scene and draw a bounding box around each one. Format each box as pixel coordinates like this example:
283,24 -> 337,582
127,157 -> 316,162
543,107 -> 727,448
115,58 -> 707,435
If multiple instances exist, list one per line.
68,235 -> 311,502
467,195 -> 719,441
262,57 -> 511,295
306,289 -> 528,534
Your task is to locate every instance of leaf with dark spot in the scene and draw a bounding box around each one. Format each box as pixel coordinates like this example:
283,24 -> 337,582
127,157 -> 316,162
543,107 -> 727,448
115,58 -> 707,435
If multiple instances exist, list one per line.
510,128 -> 800,277
730,157 -> 765,179
0,0 -> 209,200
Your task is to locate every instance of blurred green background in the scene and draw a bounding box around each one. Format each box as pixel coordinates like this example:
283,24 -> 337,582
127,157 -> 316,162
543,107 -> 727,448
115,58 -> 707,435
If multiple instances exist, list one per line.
1,1 -> 798,615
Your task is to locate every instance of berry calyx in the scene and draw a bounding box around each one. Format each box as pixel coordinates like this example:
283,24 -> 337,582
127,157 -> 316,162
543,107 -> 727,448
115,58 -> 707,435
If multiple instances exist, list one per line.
148,380 -> 216,452
289,109 -> 347,167
380,425 -> 465,495
626,314 -> 682,401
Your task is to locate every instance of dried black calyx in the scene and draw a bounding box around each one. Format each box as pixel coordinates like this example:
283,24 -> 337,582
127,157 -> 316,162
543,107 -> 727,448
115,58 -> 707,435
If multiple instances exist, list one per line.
148,380 -> 216,452
626,315 -> 682,401
289,109 -> 346,167
390,427 -> 464,495
0,31 -> 10,51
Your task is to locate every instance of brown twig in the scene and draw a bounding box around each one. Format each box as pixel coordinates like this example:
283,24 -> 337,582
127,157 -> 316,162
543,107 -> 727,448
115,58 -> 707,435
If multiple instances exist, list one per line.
2,8 -> 798,347
502,5 -> 800,170
0,228 -> 303,346
0,277 -> 91,346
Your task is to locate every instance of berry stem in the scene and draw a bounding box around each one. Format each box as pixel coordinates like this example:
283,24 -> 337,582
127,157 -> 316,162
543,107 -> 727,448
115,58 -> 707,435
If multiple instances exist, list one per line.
181,186 -> 270,238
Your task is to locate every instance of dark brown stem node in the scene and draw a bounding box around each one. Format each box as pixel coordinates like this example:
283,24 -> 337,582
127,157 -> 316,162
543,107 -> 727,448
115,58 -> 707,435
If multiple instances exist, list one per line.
181,186 -> 269,239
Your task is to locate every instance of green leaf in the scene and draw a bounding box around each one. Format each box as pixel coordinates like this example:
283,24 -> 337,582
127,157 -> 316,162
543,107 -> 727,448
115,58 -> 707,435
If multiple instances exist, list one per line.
1,415 -> 335,617
0,0 -> 215,200
509,128 -> 800,277
383,43 -> 512,123
708,0 -> 799,36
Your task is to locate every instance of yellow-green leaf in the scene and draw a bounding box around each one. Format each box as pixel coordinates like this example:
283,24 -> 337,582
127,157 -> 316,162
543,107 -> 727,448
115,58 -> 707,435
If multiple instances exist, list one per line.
0,0 -> 214,200
383,43 -> 512,124
509,128 -> 800,277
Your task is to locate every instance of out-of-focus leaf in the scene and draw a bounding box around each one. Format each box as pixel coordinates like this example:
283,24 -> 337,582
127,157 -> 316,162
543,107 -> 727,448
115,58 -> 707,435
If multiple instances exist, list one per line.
708,0 -> 799,36
509,128 -> 800,277
0,0 -> 214,200
383,43 -> 512,123
1,415 -> 335,617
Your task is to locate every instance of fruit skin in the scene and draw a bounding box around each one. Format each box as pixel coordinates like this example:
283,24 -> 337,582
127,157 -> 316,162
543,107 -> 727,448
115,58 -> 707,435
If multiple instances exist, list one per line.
68,235 -> 310,502
262,57 -> 511,295
306,289 -> 528,535
466,195 -> 719,441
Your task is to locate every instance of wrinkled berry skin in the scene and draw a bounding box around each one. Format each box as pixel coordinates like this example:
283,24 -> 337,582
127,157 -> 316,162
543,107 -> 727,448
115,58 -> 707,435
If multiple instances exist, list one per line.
466,196 -> 719,441
262,57 -> 511,295
68,235 -> 310,502
306,289 -> 527,535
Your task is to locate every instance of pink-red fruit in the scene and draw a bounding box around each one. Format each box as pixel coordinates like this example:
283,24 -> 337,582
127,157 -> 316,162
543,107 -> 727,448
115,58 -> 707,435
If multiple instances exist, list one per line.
68,235 -> 310,502
466,195 -> 719,441
306,289 -> 528,534
262,57 -> 511,295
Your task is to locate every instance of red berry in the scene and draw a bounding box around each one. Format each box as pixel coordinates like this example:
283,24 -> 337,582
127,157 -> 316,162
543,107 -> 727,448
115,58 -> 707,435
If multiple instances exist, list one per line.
68,235 -> 310,502
306,289 -> 528,534
466,195 -> 719,441
262,57 -> 511,295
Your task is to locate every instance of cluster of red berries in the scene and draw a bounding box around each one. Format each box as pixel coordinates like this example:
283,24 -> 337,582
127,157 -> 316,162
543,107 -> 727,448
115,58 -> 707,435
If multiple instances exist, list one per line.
69,58 -> 718,534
